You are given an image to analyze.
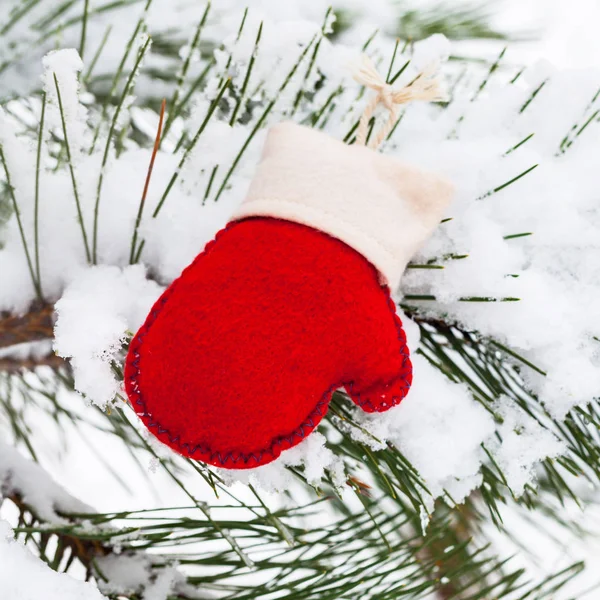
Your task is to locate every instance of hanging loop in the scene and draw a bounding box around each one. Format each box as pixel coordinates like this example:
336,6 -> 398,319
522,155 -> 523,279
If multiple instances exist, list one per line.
353,55 -> 446,149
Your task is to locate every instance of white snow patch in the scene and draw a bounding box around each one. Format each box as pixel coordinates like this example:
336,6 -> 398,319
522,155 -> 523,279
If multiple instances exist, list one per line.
0,441 -> 92,523
0,520 -> 107,600
219,432 -> 346,493
54,265 -> 163,408
490,398 -> 566,495
97,553 -> 182,600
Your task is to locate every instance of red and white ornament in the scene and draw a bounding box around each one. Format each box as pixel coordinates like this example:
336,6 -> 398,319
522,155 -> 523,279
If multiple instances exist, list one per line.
125,59 -> 453,469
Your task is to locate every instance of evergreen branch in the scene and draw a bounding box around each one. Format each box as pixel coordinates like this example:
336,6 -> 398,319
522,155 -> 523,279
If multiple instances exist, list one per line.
2,392 -> 592,600
0,352 -> 64,374
115,406 -> 256,569
0,304 -> 53,350
0,5 -> 597,598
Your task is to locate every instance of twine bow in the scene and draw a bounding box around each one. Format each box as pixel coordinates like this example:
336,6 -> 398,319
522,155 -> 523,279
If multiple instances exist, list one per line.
353,55 -> 446,149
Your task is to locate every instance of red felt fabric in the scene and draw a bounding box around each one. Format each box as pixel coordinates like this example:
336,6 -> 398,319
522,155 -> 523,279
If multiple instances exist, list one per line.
125,217 -> 412,469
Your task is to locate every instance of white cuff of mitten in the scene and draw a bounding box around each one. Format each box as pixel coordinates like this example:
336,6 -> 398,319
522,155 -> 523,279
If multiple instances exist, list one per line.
231,122 -> 454,288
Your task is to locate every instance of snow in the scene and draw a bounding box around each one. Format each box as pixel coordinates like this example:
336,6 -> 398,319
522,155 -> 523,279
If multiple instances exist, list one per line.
341,353 -> 496,505
411,33 -> 451,70
0,441 -> 92,523
96,553 -> 182,600
0,443 -> 195,600
1,0 -> 599,556
0,0 -> 395,98
490,397 -> 565,495
219,432 -> 347,493
54,265 -> 163,408
42,49 -> 88,156
0,520 -> 107,600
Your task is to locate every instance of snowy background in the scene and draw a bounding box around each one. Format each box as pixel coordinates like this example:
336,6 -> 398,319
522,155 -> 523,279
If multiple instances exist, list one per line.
2,0 -> 600,598
494,0 -> 600,69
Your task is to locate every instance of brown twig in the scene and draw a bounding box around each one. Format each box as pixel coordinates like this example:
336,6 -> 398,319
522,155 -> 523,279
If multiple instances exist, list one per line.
0,353 -> 65,373
7,492 -> 109,569
5,491 -> 195,598
130,98 -> 167,264
414,499 -> 483,600
0,304 -> 54,350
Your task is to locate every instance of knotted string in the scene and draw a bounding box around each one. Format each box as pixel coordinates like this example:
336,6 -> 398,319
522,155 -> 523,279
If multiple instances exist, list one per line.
353,55 -> 446,149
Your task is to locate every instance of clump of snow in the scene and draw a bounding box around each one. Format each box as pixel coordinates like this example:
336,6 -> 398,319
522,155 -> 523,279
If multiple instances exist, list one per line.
489,398 -> 565,496
411,33 -> 451,69
97,553 -> 182,600
42,49 -> 88,155
54,265 -> 163,408
0,441 -> 92,523
396,64 -> 600,424
220,432 -> 346,493
0,64 -> 247,314
0,520 -> 107,600
0,444 -> 193,599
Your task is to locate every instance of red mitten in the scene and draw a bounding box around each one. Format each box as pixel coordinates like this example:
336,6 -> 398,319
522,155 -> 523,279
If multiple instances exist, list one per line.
125,122 -> 453,469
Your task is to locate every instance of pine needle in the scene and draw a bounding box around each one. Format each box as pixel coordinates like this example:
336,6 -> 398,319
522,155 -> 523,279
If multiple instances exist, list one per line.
230,22 -> 263,126
214,35 -> 318,202
34,92 -> 46,293
53,74 -> 91,263
130,98 -> 166,264
93,35 -> 152,264
0,147 -> 42,300
79,0 -> 90,60
163,1 -> 211,137
150,76 -> 231,219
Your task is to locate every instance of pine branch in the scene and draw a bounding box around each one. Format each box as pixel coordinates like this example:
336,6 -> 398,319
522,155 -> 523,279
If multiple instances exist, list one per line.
0,4 -> 596,598
7,492 -> 110,574
0,304 -> 54,350
0,353 -> 64,373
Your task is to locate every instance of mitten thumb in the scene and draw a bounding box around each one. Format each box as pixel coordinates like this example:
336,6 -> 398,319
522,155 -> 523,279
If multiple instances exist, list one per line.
345,297 -> 413,414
